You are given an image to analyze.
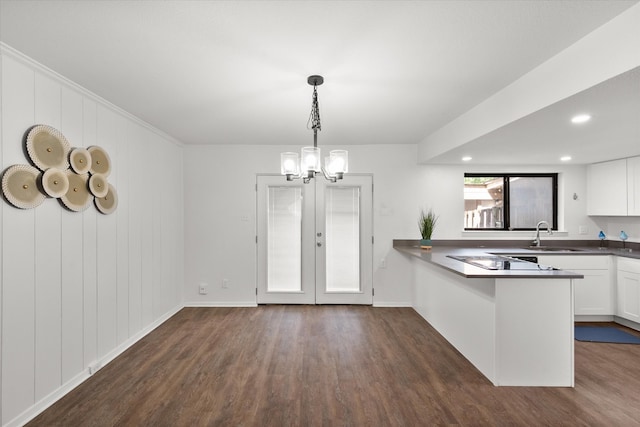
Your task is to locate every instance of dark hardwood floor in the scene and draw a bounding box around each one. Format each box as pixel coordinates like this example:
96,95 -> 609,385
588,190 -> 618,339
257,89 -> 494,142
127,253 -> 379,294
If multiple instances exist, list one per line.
27,307 -> 640,426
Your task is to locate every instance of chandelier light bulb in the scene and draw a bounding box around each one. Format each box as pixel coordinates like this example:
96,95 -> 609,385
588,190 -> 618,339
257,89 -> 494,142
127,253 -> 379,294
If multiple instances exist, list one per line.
284,159 -> 296,170
301,147 -> 321,172
280,152 -> 300,175
329,150 -> 348,174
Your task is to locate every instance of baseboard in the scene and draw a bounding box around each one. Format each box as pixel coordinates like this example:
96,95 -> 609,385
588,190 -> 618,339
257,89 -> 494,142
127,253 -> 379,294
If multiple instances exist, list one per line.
87,304 -> 183,375
184,301 -> 258,307
6,369 -> 90,427
5,304 -> 183,427
613,316 -> 640,332
373,302 -> 412,307
185,301 -> 409,308
575,315 -> 615,322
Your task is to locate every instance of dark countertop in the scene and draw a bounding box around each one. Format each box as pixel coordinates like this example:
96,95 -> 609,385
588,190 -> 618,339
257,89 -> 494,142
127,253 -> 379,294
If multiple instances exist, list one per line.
394,239 -> 640,279
394,239 -> 640,258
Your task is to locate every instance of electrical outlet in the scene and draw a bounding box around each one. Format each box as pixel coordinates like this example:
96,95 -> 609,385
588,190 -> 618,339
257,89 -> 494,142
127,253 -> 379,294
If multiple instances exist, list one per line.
222,279 -> 229,289
579,226 -> 589,235
380,258 -> 387,268
199,283 -> 208,295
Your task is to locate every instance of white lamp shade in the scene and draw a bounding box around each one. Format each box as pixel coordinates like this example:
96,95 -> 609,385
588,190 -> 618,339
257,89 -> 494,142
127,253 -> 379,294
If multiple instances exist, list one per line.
324,156 -> 333,174
280,152 -> 300,175
301,147 -> 321,172
329,150 -> 348,173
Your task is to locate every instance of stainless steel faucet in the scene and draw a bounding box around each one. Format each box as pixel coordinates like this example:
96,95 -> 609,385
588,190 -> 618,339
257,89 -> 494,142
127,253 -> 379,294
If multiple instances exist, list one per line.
532,220 -> 553,247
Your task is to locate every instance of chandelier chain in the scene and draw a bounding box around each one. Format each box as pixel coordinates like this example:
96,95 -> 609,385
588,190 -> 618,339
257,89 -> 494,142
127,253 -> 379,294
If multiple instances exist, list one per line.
307,86 -> 321,132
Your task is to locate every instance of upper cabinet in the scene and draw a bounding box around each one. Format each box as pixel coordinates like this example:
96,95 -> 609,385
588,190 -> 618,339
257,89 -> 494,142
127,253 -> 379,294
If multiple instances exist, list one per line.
587,158 -> 628,216
587,156 -> 640,216
628,156 -> 640,216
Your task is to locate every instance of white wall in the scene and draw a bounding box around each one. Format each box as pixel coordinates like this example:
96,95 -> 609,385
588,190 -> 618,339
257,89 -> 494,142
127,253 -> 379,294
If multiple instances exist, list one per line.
591,216 -> 640,244
184,144 -> 422,307
0,46 -> 184,426
183,143 -> 607,308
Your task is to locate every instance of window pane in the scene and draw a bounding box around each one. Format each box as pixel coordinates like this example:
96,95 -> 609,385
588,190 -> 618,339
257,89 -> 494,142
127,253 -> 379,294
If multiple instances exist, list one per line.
267,187 -> 302,292
464,177 -> 504,229
326,187 -> 360,292
509,177 -> 553,229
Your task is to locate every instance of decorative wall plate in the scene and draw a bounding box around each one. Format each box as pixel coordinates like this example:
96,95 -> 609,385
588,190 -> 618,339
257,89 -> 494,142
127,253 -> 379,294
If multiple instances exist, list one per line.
25,125 -> 71,171
87,146 -> 111,176
69,147 -> 92,174
1,164 -> 46,209
60,171 -> 92,212
88,173 -> 108,198
41,168 -> 70,198
95,183 -> 118,215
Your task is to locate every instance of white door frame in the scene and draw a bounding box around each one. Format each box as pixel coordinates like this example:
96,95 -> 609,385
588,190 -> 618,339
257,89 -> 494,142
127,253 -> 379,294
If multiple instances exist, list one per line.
256,174 -> 373,305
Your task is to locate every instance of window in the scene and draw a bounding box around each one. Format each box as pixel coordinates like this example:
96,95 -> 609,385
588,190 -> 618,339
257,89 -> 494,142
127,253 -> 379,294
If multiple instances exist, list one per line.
464,173 -> 557,230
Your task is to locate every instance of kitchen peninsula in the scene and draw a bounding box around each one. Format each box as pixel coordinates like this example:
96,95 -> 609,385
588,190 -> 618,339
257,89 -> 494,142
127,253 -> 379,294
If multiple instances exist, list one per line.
394,240 -> 584,387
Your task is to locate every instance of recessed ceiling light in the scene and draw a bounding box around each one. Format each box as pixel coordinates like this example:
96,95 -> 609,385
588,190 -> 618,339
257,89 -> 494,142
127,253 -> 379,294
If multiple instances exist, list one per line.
462,156 -> 472,162
560,156 -> 572,162
571,114 -> 591,124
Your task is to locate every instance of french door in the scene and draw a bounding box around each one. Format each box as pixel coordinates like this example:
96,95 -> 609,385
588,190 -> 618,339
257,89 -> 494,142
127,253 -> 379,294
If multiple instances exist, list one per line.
256,174 -> 373,304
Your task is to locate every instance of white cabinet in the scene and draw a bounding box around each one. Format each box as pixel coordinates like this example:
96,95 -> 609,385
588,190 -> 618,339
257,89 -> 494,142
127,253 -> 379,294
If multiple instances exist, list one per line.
538,255 -> 613,316
617,258 -> 640,323
627,156 -> 640,215
587,156 -> 640,216
587,158 -> 627,216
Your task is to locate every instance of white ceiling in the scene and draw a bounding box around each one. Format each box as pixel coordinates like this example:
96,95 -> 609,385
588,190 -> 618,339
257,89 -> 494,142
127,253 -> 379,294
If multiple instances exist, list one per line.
428,65 -> 640,165
0,0 -> 638,165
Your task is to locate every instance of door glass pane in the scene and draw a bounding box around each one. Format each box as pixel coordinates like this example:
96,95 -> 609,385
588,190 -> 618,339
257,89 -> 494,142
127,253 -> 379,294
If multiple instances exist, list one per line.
267,187 -> 302,292
325,187 -> 360,292
509,177 -> 553,228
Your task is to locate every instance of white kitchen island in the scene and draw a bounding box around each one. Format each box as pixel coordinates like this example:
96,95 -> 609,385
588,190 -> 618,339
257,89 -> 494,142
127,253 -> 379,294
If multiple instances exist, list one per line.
396,242 -> 582,387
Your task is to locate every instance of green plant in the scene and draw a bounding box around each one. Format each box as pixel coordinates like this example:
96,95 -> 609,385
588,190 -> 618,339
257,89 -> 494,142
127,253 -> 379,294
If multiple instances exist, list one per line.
418,208 -> 438,240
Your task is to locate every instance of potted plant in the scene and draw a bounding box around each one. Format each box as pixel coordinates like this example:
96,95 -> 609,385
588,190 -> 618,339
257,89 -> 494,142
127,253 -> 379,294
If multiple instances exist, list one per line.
418,208 -> 438,250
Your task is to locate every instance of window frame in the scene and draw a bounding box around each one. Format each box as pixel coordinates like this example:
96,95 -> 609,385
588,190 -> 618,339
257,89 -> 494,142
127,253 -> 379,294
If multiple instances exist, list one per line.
464,173 -> 558,231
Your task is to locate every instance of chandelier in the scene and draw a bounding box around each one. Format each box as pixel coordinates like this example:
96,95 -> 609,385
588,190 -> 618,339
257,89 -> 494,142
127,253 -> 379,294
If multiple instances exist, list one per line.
280,75 -> 348,183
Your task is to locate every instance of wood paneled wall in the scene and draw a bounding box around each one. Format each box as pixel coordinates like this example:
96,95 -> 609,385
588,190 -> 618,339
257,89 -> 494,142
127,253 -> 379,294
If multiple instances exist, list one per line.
0,46 -> 184,426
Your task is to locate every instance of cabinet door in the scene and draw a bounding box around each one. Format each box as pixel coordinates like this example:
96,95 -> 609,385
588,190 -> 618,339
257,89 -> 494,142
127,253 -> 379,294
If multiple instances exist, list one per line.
538,256 -> 612,316
627,156 -> 640,216
587,159 -> 627,216
617,270 -> 640,322
537,255 -> 609,270
575,270 -> 613,315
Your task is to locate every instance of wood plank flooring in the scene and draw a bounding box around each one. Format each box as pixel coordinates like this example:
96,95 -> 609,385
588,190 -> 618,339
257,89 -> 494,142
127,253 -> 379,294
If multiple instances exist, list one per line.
27,307 -> 640,426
